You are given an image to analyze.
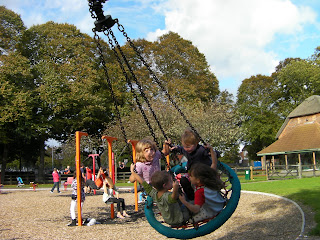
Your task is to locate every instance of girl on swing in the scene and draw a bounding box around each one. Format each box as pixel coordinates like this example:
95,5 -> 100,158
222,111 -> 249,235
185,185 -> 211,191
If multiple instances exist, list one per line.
102,169 -> 130,219
129,138 -> 161,184
129,138 -> 164,202
178,163 -> 226,223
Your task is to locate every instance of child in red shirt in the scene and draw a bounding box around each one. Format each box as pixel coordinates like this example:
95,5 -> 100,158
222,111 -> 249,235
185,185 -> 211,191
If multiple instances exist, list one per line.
179,163 -> 226,223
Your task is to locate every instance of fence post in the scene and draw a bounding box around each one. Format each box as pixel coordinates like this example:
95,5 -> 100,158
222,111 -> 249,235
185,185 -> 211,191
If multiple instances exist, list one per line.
298,162 -> 302,179
266,165 -> 269,180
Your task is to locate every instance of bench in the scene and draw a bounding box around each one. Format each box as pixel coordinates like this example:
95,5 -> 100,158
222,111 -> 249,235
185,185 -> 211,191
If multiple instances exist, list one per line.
63,177 -> 74,190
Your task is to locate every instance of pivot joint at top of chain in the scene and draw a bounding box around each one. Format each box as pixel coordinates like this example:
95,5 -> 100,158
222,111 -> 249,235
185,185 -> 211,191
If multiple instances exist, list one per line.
89,0 -> 116,32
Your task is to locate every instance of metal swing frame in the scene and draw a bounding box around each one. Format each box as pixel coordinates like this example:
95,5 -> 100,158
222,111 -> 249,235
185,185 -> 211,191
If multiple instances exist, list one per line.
88,1 -> 241,238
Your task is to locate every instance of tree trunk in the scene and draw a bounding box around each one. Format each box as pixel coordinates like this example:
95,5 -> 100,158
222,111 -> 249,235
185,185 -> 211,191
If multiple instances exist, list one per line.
1,144 -> 8,184
38,138 -> 45,183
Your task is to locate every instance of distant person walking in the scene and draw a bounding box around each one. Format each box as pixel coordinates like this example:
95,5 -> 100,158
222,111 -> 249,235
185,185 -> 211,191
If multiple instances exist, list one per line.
50,168 -> 61,193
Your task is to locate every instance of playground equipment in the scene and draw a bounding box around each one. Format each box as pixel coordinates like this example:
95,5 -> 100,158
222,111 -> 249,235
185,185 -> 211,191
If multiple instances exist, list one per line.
101,135 -> 117,219
63,177 -> 74,191
30,182 -> 38,191
128,140 -> 139,212
144,161 -> 240,239
17,177 -> 24,187
88,153 -> 99,195
87,1 -> 241,237
75,131 -> 88,226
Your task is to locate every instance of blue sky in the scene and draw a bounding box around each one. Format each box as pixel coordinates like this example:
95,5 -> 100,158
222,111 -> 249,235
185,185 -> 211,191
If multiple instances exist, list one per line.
1,0 -> 320,96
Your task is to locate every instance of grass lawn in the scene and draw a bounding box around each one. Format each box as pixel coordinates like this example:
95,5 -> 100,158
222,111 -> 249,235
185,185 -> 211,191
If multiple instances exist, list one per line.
241,177 -> 320,236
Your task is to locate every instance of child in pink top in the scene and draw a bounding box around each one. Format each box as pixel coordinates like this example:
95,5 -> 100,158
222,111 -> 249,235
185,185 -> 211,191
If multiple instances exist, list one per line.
129,138 -> 161,184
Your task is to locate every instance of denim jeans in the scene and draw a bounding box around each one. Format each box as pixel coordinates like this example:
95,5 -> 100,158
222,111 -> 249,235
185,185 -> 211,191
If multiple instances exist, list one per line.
51,181 -> 60,192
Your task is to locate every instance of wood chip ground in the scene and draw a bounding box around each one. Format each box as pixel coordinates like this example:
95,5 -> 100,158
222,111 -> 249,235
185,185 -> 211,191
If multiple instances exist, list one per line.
0,189 -> 318,240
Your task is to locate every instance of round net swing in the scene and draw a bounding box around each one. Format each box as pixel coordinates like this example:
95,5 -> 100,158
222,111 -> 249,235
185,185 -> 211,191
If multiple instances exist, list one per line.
144,161 -> 240,239
88,1 -> 241,238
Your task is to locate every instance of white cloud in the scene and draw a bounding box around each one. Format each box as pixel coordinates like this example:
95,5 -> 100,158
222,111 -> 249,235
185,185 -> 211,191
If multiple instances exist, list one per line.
1,0 -> 318,95
147,0 -> 317,92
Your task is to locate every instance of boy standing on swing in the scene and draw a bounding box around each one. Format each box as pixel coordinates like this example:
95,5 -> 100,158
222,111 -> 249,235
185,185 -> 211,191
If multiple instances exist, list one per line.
162,128 -> 218,200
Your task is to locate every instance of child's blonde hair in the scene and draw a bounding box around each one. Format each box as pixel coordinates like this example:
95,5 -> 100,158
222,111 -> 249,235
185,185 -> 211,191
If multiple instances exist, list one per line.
181,128 -> 200,145
136,138 -> 158,162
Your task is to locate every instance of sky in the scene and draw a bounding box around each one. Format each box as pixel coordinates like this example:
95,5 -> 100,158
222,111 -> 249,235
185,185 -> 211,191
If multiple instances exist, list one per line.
1,0 -> 320,96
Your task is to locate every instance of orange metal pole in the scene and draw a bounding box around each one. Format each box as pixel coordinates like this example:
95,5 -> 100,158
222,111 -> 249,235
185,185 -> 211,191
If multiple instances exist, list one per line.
128,139 -> 139,212
88,154 -> 99,195
75,131 -> 88,226
101,136 -> 117,219
166,155 -> 170,171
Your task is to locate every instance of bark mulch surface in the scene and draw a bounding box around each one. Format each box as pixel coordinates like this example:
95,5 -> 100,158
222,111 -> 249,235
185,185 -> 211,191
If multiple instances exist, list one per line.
0,189 -> 318,240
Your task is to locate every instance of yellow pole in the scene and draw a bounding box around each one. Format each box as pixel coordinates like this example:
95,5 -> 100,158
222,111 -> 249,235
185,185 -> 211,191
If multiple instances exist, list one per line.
128,139 -> 139,212
250,166 -> 253,180
101,136 -> 117,219
166,155 -> 170,171
75,131 -> 88,226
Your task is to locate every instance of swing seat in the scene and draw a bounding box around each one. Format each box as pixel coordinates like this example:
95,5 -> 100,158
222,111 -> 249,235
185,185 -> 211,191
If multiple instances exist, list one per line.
30,182 -> 38,191
170,162 -> 187,174
16,177 -> 24,187
64,177 -> 74,190
171,215 -> 217,229
144,161 -> 241,239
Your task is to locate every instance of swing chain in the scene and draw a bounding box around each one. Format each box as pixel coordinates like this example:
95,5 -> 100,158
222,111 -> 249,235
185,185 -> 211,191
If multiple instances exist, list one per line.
115,19 -> 206,144
92,31 -> 128,145
104,29 -> 160,147
89,0 -> 205,145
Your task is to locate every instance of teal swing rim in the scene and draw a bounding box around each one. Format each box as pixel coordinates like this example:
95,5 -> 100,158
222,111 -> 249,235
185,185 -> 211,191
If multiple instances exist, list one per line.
144,161 -> 241,239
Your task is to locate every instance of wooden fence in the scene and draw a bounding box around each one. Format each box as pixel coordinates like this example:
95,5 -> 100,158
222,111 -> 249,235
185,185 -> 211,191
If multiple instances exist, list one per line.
1,163 -> 320,185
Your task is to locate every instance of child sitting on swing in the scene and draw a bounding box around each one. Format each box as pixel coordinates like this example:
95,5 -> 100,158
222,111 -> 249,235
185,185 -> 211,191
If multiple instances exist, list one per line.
130,164 -> 190,227
179,163 -> 226,223
128,138 -> 163,202
102,170 -> 130,219
85,167 -> 106,191
68,171 -> 86,226
163,128 -> 218,200
102,171 -> 130,219
129,138 -> 161,184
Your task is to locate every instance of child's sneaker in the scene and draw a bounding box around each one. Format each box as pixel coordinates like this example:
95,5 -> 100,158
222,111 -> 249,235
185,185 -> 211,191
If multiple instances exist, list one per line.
67,219 -> 77,226
117,213 -> 125,219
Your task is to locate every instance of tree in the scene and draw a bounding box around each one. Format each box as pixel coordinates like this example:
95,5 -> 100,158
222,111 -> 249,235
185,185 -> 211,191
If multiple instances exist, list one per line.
236,74 -> 282,160
116,32 -> 219,103
0,6 -> 32,183
17,21 -> 115,181
275,59 -> 320,118
0,6 -> 26,55
104,92 -> 240,164
0,52 -> 35,183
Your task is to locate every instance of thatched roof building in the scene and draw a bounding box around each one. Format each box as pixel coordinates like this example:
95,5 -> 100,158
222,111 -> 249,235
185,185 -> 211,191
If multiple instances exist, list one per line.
257,95 -> 320,167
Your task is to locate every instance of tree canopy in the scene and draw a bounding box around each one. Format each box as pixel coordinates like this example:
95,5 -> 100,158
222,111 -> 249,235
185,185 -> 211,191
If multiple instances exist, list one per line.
1,6 -> 239,174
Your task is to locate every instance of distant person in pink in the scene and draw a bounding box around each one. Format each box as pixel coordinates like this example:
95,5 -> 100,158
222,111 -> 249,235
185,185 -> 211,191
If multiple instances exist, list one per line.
50,168 -> 61,193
